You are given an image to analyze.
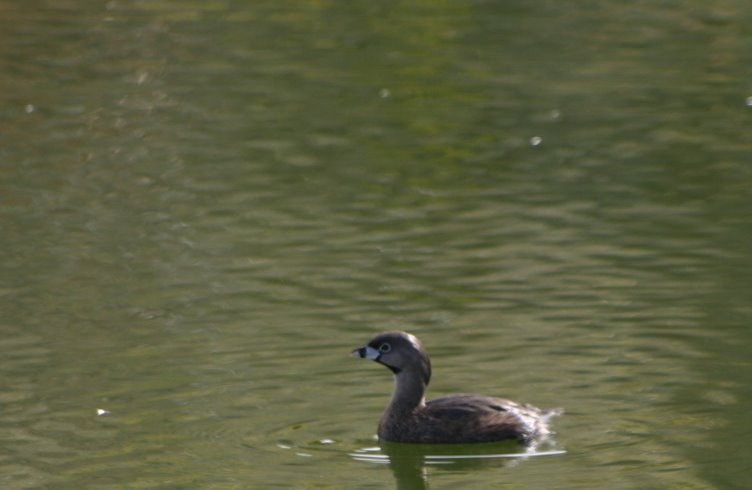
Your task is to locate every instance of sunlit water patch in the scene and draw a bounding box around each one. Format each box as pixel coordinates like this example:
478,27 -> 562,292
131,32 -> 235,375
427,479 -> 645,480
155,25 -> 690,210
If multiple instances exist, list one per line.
350,446 -> 567,465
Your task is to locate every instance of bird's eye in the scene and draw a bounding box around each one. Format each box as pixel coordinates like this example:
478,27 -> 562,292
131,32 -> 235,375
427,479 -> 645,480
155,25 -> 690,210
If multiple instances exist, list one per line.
378,343 -> 391,353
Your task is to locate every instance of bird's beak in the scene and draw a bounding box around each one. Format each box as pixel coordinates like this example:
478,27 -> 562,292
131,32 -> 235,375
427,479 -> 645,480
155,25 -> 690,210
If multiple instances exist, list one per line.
352,345 -> 380,360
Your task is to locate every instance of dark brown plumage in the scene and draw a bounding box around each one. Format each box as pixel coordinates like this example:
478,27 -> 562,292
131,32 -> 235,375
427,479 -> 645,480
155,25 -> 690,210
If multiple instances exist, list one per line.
352,331 -> 559,444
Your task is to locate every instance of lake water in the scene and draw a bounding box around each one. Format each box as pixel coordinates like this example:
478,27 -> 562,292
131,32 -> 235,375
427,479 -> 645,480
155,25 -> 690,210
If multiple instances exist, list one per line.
1,1 -> 751,488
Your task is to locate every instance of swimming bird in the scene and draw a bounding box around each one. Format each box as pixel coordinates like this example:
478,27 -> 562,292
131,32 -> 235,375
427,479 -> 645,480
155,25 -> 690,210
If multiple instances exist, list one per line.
353,331 -> 559,444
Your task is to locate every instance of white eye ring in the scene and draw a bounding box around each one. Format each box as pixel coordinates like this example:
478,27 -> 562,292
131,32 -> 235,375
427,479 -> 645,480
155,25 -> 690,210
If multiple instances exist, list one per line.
378,343 -> 391,353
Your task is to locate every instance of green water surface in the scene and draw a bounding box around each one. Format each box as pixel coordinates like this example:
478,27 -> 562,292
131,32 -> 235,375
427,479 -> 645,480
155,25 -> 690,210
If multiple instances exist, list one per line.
1,1 -> 751,488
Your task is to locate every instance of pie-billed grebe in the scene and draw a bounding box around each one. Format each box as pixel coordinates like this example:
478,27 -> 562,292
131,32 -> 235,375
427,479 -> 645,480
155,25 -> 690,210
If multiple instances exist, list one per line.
353,331 -> 560,444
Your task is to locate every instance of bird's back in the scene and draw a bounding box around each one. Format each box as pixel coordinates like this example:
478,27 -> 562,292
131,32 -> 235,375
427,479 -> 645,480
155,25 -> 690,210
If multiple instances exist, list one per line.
379,393 -> 554,444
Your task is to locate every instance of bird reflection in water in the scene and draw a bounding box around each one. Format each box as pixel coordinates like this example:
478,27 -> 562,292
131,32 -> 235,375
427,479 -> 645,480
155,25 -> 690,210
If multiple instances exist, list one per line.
351,440 -> 565,490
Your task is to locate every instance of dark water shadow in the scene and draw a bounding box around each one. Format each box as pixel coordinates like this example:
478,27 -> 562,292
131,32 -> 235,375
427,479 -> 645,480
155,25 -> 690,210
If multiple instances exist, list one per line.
350,440 -> 565,490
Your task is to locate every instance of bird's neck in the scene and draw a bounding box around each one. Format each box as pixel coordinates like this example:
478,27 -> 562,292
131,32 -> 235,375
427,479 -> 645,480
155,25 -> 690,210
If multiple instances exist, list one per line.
387,370 -> 427,415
